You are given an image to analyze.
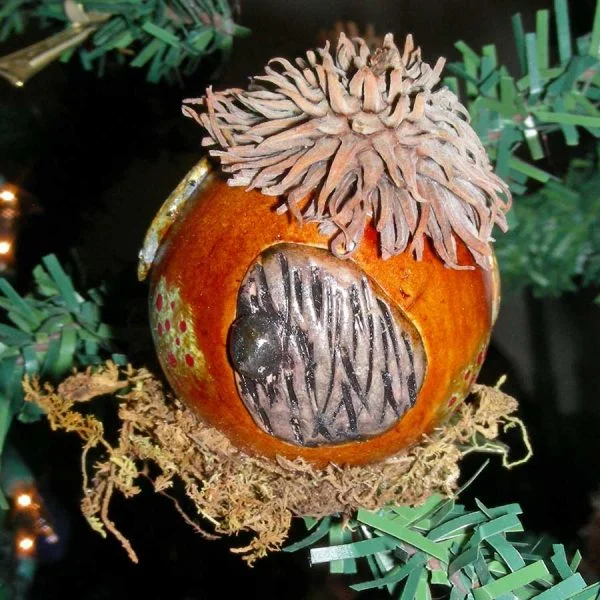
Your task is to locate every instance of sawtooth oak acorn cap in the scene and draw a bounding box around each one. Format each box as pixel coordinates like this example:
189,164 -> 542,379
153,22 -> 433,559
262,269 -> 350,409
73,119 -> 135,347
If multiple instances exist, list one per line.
142,33 -> 509,467
183,33 -> 510,270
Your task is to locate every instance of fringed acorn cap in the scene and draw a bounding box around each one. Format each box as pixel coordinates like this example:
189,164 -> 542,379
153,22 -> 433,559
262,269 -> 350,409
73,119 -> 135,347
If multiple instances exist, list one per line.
183,33 -> 511,270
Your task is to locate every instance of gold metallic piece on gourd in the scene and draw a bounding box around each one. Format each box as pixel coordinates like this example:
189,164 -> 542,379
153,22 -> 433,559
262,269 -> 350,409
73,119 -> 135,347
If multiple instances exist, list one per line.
137,158 -> 211,282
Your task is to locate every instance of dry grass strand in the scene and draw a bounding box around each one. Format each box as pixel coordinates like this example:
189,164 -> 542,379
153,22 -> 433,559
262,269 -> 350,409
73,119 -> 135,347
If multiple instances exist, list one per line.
25,364 -> 525,564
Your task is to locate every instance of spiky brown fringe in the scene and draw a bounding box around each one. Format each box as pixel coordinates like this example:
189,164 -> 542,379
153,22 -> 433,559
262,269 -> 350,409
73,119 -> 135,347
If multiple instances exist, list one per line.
318,22 -> 383,50
25,364 -> 528,564
183,33 -> 511,270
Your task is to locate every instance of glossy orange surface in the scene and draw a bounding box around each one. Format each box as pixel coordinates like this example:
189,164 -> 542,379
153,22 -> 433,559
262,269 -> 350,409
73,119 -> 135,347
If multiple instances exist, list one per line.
149,173 -> 498,466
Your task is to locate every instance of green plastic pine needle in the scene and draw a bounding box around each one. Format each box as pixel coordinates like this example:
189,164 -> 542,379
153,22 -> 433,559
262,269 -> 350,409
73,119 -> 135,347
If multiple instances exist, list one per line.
292,496 -> 600,599
448,0 -> 600,196
0,0 -> 248,83
0,254 -> 125,468
495,145 -> 600,298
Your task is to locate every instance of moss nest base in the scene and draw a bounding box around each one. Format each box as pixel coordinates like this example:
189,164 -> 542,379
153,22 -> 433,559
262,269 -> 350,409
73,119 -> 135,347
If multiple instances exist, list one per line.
25,364 -> 529,564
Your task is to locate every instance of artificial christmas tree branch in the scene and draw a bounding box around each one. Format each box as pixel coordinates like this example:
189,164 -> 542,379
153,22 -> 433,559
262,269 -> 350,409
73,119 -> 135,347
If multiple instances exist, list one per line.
432,0 -> 600,300
0,252 -> 126,551
446,0 -> 600,193
292,495 -> 600,599
0,254 -> 125,445
496,144 -> 600,299
0,254 -> 125,595
0,0 -> 249,85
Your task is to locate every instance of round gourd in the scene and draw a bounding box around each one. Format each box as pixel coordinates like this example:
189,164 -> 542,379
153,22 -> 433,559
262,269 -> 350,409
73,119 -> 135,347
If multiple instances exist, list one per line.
140,33 -> 510,467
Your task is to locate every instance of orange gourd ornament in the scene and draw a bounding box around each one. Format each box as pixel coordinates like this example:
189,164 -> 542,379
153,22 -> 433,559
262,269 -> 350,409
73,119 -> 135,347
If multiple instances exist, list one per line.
138,34 -> 511,467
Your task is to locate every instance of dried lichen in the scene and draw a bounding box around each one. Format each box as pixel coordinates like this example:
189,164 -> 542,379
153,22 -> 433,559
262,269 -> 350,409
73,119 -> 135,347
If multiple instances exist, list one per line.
25,363 -> 528,565
183,33 -> 511,270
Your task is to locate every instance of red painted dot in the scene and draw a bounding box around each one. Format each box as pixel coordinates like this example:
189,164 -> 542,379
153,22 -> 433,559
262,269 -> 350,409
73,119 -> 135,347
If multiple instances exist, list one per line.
464,369 -> 471,381
179,320 -> 187,333
170,301 -> 175,309
185,354 -> 194,367
167,352 -> 177,367
176,337 -> 181,346
157,323 -> 163,336
476,350 -> 486,365
155,294 -> 163,311
165,319 -> 171,331
449,395 -> 458,407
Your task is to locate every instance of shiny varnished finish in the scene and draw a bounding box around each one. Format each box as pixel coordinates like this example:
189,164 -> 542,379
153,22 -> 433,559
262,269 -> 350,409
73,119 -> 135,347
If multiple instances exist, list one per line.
149,174 -> 497,466
229,243 -> 426,447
